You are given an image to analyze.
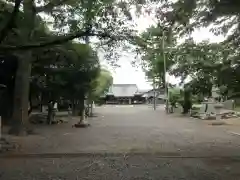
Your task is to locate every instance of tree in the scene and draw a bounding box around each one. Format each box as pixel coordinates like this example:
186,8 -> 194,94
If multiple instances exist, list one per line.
135,0 -> 240,109
62,43 -> 100,121
0,0 -> 140,50
168,38 -> 240,100
155,0 -> 240,40
154,0 -> 240,97
136,25 -> 175,88
0,1 -> 52,134
31,42 -> 100,122
86,68 -> 113,115
0,0 -> 140,134
91,68 -> 113,100
168,87 -> 181,113
169,88 -> 181,106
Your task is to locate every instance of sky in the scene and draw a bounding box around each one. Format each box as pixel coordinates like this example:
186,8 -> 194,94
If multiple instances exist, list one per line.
99,14 -> 225,91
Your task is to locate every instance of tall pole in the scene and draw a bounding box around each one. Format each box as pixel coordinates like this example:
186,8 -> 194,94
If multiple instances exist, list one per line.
153,77 -> 156,110
162,31 -> 168,113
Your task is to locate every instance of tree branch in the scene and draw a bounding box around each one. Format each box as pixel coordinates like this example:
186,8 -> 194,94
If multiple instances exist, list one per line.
0,0 -> 22,43
0,31 -> 122,51
36,0 -> 69,12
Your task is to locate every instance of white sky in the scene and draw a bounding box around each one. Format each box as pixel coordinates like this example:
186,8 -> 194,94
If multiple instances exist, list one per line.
100,15 -> 225,90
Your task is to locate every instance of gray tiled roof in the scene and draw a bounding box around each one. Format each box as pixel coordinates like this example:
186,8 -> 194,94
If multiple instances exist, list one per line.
107,84 -> 138,97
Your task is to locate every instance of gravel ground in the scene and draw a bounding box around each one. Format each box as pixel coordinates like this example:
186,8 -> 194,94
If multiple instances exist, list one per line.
3,105 -> 240,156
1,154 -> 240,180
2,105 -> 240,179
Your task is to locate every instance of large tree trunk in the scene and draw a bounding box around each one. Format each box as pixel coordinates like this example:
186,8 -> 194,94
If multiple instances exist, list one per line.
9,0 -> 36,135
89,102 -> 93,117
9,57 -> 32,135
47,101 -> 55,125
28,90 -> 33,115
39,92 -> 43,112
76,98 -> 89,127
79,99 -> 85,122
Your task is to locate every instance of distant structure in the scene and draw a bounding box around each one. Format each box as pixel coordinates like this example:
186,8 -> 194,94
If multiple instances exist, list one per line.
142,88 -> 166,104
102,84 -> 166,105
104,84 -> 145,104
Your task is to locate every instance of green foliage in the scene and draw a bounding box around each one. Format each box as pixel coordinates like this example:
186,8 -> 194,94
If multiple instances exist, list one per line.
145,0 -> 240,100
168,87 -> 181,106
167,86 -> 192,114
91,68 -> 113,100
0,0 -> 140,51
136,25 -> 175,88
157,0 -> 240,39
31,42 -> 100,103
168,39 -> 240,98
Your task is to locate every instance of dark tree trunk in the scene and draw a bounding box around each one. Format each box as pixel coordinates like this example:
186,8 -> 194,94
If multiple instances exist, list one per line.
89,102 -> 93,117
9,57 -> 32,135
9,0 -> 36,135
182,98 -> 192,114
40,92 -> 43,112
47,110 -> 54,125
73,98 -> 89,128
79,99 -> 85,122
28,91 -> 33,115
47,101 -> 55,125
0,87 -> 13,125
182,105 -> 190,114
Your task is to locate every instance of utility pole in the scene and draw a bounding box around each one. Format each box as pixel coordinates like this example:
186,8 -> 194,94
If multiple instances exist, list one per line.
153,77 -> 156,110
162,30 -> 169,113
